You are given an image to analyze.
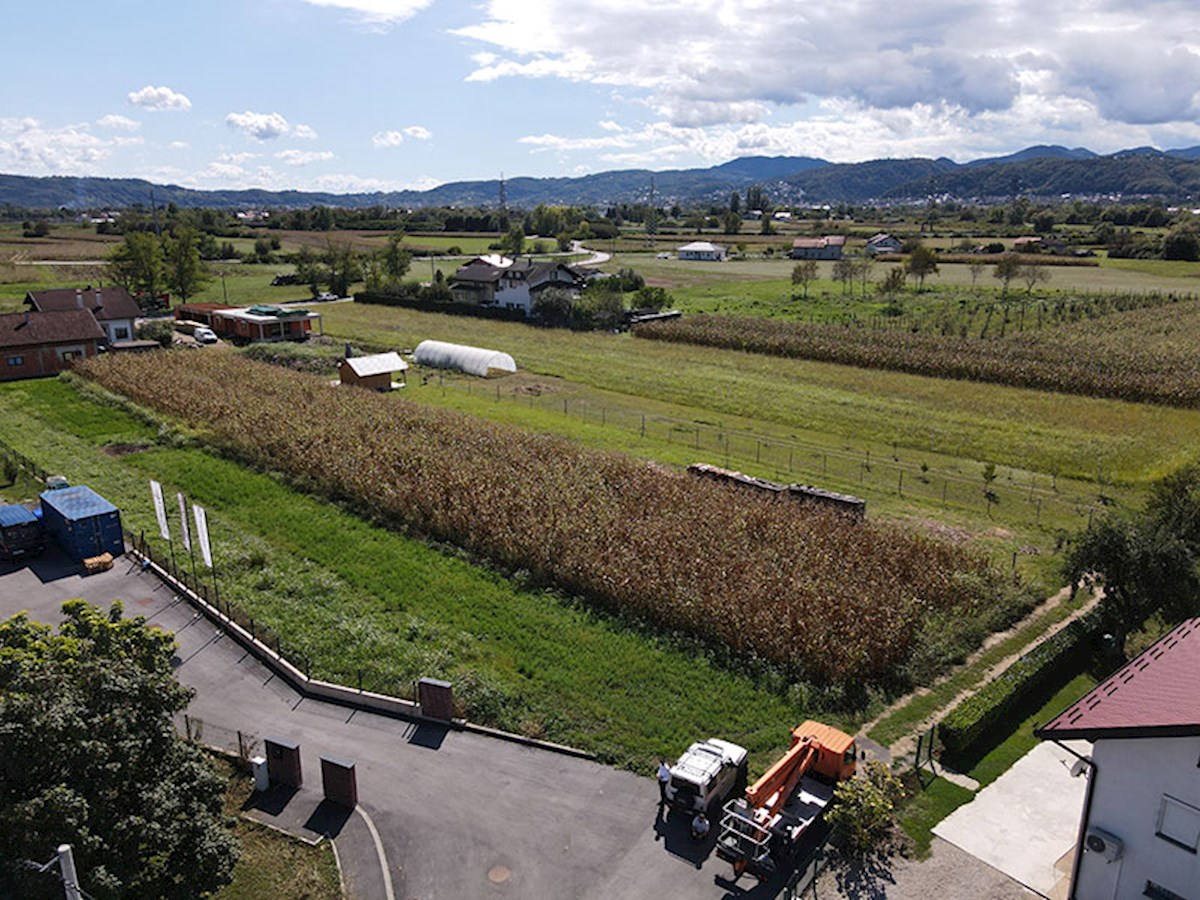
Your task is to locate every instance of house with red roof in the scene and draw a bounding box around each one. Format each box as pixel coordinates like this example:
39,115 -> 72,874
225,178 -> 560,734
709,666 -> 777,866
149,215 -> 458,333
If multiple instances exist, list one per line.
0,309 -> 105,380
1037,617 -> 1200,900
26,286 -> 141,345
789,235 -> 845,260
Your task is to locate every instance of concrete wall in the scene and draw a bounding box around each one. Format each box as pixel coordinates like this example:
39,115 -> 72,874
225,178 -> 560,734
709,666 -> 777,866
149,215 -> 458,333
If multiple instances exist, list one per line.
1074,735 -> 1200,900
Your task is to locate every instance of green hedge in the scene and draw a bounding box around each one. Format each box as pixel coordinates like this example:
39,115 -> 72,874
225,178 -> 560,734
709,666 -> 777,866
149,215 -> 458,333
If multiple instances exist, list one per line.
939,608 -> 1102,758
355,291 -> 528,322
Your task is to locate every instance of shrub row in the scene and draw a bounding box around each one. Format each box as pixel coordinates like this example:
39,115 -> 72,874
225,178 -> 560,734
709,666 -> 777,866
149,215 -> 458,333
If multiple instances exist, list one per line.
938,608 -> 1103,758
355,291 -> 528,322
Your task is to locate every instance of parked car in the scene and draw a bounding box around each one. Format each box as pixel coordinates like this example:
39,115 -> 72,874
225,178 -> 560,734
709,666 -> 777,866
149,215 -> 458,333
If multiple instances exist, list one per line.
316,292 -> 338,302
194,326 -> 218,344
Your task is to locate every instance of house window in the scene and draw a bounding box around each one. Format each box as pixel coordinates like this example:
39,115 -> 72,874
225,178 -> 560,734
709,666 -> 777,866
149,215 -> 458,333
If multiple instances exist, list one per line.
5,355 -> 22,366
60,350 -> 82,362
1156,795 -> 1200,853
113,326 -> 130,340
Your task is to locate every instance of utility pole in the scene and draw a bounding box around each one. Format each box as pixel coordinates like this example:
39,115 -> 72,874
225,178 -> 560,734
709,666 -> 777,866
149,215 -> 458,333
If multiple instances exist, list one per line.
57,845 -> 83,900
498,172 -> 507,242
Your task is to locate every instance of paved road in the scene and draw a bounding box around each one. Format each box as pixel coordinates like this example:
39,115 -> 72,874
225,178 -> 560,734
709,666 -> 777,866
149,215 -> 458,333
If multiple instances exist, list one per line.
0,551 -> 779,900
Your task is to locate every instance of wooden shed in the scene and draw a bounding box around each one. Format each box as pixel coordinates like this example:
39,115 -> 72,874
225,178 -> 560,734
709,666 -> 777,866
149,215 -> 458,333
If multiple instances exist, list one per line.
339,351 -> 408,391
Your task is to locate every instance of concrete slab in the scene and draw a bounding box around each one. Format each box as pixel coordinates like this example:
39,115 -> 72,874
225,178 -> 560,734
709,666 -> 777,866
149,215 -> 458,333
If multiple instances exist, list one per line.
933,740 -> 1089,896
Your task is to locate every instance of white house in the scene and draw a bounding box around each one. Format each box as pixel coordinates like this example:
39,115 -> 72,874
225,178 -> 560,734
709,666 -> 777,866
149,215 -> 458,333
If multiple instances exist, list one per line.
449,257 -> 587,316
864,233 -> 903,255
1037,617 -> 1200,900
676,241 -> 727,262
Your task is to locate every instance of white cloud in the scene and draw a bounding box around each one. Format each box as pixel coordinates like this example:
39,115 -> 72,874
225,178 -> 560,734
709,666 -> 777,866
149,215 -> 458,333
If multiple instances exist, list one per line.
0,118 -> 139,174
97,114 -> 140,131
168,140 -> 190,149
457,0 -> 1200,155
293,123 -> 319,140
277,149 -> 335,166
297,0 -> 434,29
373,125 -> 432,148
403,125 -> 432,140
127,85 -> 192,111
226,111 -> 291,140
598,120 -> 623,132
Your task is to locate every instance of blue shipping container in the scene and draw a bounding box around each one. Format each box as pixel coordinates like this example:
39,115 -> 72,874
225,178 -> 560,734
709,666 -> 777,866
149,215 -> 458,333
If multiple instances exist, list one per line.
39,486 -> 124,562
0,504 -> 45,559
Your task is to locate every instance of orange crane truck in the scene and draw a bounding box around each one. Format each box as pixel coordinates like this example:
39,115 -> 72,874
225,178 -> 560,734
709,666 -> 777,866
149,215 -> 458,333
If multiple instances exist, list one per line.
715,720 -> 857,880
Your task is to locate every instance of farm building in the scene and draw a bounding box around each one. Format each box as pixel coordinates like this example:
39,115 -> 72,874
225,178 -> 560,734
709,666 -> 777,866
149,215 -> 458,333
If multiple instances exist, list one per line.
676,241 -> 727,262
1037,618 -> 1200,900
26,286 -> 141,344
414,340 -> 516,377
865,233 -> 903,255
339,351 -> 408,391
449,256 -> 588,316
175,303 -> 322,343
789,236 -> 846,260
0,309 -> 105,381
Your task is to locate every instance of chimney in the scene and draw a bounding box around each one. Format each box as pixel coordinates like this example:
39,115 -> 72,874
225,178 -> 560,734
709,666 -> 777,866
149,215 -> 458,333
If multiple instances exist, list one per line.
75,289 -> 83,310
95,288 -> 103,310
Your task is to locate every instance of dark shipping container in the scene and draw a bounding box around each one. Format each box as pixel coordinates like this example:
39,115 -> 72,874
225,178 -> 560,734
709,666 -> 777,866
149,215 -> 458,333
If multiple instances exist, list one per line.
39,486 -> 124,562
0,504 -> 45,559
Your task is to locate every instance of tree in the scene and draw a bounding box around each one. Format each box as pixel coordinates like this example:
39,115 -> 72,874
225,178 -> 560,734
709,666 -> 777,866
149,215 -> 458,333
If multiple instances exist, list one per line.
878,266 -> 906,297
721,209 -> 742,235
0,601 -> 239,897
745,184 -> 768,212
531,286 -> 574,327
572,285 -> 625,330
826,761 -> 905,855
968,260 -> 986,291
1021,261 -> 1050,295
107,231 -> 164,297
323,242 -> 362,298
1066,464 -> 1200,646
905,244 -> 939,291
832,257 -> 856,295
294,245 -> 325,297
501,225 -> 525,257
791,260 -> 819,299
162,228 -> 210,302
381,231 -> 412,281
729,191 -> 740,214
1163,225 -> 1200,262
992,252 -> 1023,297
856,256 -> 875,297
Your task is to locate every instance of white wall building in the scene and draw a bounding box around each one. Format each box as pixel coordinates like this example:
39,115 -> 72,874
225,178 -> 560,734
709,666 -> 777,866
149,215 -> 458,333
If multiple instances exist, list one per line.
1037,617 -> 1200,900
676,241 -> 727,261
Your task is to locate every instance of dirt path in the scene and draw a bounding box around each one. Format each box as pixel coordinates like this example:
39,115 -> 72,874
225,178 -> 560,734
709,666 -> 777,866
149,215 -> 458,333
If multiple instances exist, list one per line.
860,583 -> 1100,761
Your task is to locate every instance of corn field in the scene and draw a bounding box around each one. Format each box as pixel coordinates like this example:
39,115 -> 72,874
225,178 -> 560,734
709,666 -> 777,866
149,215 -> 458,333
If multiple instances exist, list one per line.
80,352 -> 1022,686
635,300 -> 1200,408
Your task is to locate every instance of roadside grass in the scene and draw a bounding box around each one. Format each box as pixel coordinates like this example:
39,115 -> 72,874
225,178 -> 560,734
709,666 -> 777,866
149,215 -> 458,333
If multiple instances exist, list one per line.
320,302 -> 1196,489
866,590 -> 1087,749
895,670 -> 1099,856
214,758 -> 341,900
0,377 -> 813,773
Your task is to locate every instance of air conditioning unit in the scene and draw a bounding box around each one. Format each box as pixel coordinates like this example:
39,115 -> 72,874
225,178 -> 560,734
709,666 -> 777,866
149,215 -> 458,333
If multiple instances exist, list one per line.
1085,827 -> 1124,863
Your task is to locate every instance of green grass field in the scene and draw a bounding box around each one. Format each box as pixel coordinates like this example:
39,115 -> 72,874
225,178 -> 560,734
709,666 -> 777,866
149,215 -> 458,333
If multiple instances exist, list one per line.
0,376 -> 814,773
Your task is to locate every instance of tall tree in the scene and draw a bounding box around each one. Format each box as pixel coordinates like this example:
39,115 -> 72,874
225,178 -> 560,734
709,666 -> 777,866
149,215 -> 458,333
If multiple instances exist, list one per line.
323,242 -> 362,298
1021,261 -> 1050,295
992,252 -> 1023,297
832,257 -> 856,295
162,227 -> 210,302
107,232 -> 164,298
791,260 -> 819,299
905,245 -> 939,291
0,601 -> 239,898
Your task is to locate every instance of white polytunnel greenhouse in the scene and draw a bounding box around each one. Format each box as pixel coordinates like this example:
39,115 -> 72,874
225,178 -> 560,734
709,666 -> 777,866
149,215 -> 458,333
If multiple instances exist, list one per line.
413,340 -> 517,378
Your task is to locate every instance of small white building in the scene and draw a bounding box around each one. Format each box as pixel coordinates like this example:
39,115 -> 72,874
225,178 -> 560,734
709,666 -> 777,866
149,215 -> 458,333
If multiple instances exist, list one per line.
1037,617 -> 1200,900
865,233 -> 903,255
676,241 -> 727,262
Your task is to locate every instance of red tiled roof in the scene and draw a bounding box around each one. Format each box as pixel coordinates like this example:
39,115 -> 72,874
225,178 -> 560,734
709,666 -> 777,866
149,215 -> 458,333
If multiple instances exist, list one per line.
28,287 -> 141,321
0,309 -> 105,348
1037,617 -> 1200,741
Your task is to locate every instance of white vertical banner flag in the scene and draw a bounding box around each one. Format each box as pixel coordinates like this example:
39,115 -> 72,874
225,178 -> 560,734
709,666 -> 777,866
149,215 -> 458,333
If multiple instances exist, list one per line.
178,493 -> 191,552
193,504 -> 213,568
150,480 -> 170,541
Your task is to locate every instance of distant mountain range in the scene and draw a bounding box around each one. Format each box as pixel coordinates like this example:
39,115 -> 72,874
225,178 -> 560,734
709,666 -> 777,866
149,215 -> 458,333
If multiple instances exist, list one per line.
4,145 -> 1200,211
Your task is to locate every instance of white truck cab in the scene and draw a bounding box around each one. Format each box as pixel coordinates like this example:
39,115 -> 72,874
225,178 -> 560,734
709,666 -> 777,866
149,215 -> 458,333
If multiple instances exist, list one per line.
666,739 -> 748,815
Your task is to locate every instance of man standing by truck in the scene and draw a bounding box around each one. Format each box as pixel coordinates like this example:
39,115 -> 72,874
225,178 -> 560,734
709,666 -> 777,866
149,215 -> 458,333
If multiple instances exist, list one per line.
657,759 -> 671,805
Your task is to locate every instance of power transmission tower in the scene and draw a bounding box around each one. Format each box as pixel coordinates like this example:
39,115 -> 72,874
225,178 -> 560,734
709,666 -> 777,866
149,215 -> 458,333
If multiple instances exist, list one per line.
498,172 -> 507,240
645,175 -> 657,248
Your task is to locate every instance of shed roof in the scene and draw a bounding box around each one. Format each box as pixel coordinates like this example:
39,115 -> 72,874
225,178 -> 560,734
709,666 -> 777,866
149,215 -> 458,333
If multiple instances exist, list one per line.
40,485 -> 118,521
0,309 -> 105,348
342,351 -> 408,377
27,287 -> 141,321
1037,617 -> 1200,741
0,505 -> 38,528
677,241 -> 725,253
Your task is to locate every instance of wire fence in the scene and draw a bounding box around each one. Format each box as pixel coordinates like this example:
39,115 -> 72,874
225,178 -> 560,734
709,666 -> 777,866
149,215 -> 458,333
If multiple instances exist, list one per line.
179,713 -> 262,762
448,379 -> 1104,533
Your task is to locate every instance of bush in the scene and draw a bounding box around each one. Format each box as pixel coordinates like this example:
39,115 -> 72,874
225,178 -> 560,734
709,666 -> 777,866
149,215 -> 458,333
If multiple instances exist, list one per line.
938,608 -> 1102,758
827,761 -> 906,854
135,320 -> 175,348
354,290 -> 527,322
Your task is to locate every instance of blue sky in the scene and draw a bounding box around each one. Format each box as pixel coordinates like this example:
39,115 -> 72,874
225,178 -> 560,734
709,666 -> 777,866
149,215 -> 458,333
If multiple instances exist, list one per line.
3,0 -> 1200,194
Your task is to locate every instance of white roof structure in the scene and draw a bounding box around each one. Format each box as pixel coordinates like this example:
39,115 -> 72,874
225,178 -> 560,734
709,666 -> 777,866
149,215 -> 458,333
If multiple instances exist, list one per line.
343,351 -> 407,377
414,340 -> 517,377
477,254 -> 514,268
677,241 -> 725,253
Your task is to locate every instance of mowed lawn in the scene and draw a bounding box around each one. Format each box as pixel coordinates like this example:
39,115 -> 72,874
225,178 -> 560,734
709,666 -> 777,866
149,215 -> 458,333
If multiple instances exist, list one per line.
0,377 -> 808,772
319,302 -> 1200,489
